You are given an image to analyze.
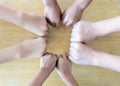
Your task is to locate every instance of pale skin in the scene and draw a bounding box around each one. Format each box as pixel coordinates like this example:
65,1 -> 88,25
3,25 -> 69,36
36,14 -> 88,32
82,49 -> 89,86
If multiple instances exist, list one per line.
0,2 -> 48,36
56,54 -> 79,86
43,0 -> 62,27
63,0 -> 92,26
29,53 -> 78,86
43,0 -> 92,27
29,53 -> 57,86
0,37 -> 47,64
70,16 -> 120,72
69,43 -> 120,72
71,16 -> 120,43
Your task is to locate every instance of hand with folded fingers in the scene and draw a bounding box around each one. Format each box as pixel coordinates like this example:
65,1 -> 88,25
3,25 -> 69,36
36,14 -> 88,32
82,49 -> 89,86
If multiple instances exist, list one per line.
56,53 -> 79,86
29,53 -> 57,86
63,0 -> 92,26
71,21 -> 97,43
43,0 -> 62,27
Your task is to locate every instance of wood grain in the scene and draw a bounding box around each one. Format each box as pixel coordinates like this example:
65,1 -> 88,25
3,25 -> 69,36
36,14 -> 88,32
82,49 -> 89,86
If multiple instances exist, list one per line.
0,0 -> 120,86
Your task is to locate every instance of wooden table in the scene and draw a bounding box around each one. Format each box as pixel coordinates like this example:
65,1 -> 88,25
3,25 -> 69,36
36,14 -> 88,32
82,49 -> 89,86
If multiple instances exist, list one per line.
0,0 -> 120,86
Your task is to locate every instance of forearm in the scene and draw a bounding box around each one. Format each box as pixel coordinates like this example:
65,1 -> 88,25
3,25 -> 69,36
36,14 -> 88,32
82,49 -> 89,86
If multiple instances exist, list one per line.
0,44 -> 21,63
29,68 -> 52,86
0,2 -> 23,26
94,16 -> 120,37
75,0 -> 92,9
61,72 -> 78,86
43,0 -> 57,6
94,51 -> 120,72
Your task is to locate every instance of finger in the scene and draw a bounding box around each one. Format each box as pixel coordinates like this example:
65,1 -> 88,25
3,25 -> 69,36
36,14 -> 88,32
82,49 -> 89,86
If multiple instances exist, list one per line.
42,52 -> 48,56
70,42 -> 80,48
72,20 -> 78,26
59,55 -> 63,58
73,21 -> 81,28
53,54 -> 58,60
69,47 -> 77,56
63,53 -> 67,57
62,10 -> 66,22
56,21 -> 60,27
46,17 -> 56,27
70,36 -> 81,42
63,18 -> 67,26
52,22 -> 57,27
47,53 -> 53,57
66,20 -> 73,27
69,56 -> 74,62
63,53 -> 71,62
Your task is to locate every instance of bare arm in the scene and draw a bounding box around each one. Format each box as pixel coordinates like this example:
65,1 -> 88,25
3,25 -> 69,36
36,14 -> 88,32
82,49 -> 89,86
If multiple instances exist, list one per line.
60,72 -> 79,86
0,44 -> 21,63
94,51 -> 120,72
0,37 -> 46,64
56,54 -> 78,86
0,2 -> 23,26
29,53 -> 57,86
29,68 -> 51,86
69,42 -> 120,72
94,16 -> 120,37
75,0 -> 92,9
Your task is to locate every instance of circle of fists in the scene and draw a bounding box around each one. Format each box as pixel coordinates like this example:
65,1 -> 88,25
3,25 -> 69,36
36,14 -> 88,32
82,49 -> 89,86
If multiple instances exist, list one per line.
23,0 -> 120,85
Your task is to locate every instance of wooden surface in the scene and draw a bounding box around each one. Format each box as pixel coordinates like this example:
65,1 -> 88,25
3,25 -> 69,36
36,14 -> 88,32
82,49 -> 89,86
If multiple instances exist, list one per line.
0,0 -> 120,86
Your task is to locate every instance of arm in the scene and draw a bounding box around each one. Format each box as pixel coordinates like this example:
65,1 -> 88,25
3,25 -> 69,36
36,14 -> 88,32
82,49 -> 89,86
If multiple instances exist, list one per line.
0,37 -> 46,64
0,2 -> 48,36
94,51 -> 120,72
29,53 -> 57,86
59,72 -> 79,86
75,0 -> 92,9
56,54 -> 78,86
29,68 -> 51,86
94,16 -> 120,37
0,44 -> 21,63
42,0 -> 62,27
0,2 -> 23,26
69,42 -> 120,72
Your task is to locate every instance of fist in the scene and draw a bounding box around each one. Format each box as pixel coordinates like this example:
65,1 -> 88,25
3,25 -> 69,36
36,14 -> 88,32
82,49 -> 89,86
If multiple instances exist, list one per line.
71,21 -> 97,43
56,53 -> 72,74
62,2 -> 83,26
69,42 -> 96,65
44,2 -> 62,27
40,53 -> 57,71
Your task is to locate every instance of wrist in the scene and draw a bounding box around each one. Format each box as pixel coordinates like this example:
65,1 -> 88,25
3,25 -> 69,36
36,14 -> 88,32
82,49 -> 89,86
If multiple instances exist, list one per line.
65,73 -> 78,86
43,0 -> 57,7
75,0 -> 92,10
93,22 -> 106,37
16,11 -> 24,26
40,67 -> 49,72
13,44 -> 22,58
91,51 -> 101,66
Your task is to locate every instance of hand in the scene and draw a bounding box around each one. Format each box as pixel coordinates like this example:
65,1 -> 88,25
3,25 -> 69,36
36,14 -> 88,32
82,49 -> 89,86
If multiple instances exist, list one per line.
29,53 -> 57,86
40,53 -> 57,72
69,42 -> 97,65
56,53 -> 72,76
20,37 -> 47,58
63,0 -> 92,26
62,0 -> 84,26
22,13 -> 48,36
71,21 -> 97,43
44,0 -> 62,27
56,53 -> 79,86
